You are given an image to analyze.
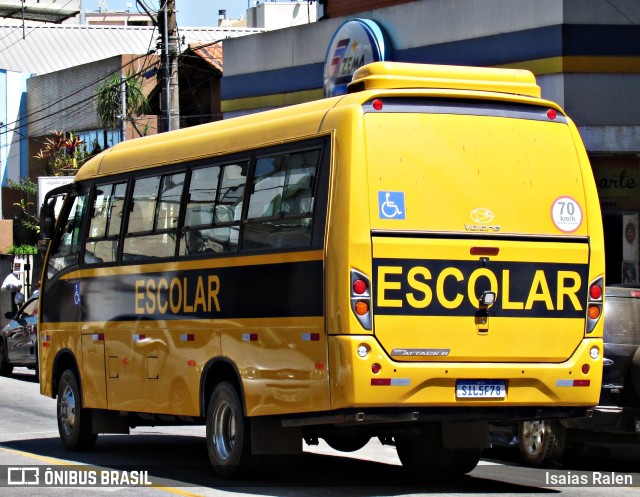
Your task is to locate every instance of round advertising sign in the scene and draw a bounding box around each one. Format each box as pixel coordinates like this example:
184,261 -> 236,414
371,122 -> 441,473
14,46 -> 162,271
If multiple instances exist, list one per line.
323,19 -> 391,97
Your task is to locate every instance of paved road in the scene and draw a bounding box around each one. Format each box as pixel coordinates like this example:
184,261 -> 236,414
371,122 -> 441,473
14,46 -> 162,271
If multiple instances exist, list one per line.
0,368 -> 638,496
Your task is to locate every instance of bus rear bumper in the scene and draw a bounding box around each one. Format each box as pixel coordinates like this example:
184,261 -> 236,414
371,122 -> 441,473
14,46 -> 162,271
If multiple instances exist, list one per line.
327,335 -> 603,410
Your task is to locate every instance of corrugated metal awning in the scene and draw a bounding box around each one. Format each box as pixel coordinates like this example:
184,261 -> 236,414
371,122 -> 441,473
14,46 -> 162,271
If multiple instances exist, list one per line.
0,1 -> 79,23
0,24 -> 263,75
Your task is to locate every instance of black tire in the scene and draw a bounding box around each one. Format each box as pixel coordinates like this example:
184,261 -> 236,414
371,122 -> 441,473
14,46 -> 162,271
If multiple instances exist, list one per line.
324,434 -> 370,452
206,382 -> 252,479
395,423 -> 482,476
57,369 -> 97,451
630,347 -> 640,398
0,340 -> 13,376
518,420 -> 566,467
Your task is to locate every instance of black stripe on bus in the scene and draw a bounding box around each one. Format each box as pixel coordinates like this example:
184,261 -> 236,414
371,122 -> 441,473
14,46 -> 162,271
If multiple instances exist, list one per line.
41,259 -> 324,323
373,258 -> 589,318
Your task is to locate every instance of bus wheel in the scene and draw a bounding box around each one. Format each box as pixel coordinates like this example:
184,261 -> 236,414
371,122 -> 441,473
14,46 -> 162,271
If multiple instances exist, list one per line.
518,420 -> 566,467
0,341 -> 13,376
206,382 -> 252,479
324,434 -> 370,452
395,425 -> 481,476
57,369 -> 97,451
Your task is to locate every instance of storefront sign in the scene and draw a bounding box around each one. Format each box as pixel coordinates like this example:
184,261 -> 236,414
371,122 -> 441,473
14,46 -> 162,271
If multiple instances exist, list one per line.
592,157 -> 640,211
323,19 -> 392,97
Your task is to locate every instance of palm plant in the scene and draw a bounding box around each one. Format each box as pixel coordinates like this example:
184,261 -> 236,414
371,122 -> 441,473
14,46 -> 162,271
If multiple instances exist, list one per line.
96,72 -> 150,138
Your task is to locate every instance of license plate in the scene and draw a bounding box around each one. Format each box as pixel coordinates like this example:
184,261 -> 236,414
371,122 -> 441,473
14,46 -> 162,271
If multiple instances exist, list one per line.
456,380 -> 506,399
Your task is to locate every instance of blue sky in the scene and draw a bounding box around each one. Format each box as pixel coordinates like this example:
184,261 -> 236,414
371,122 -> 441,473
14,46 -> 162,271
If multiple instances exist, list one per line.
86,0 -> 249,27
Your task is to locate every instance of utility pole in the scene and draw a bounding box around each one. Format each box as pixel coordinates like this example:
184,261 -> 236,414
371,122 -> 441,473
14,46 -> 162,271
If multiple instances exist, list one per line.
158,0 -> 180,132
138,0 -> 180,132
120,75 -> 127,142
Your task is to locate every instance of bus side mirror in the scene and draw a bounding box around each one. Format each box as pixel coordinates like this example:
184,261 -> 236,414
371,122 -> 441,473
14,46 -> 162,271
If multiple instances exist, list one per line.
40,204 -> 55,240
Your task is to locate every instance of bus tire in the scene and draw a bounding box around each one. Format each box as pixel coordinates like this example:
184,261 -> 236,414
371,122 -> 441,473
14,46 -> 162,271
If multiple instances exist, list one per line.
395,424 -> 481,476
0,340 -> 13,376
206,382 -> 252,479
57,369 -> 97,451
518,420 -> 566,467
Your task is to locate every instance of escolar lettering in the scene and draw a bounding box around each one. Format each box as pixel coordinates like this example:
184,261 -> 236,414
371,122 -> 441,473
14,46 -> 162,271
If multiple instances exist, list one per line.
135,275 -> 221,315
376,262 -> 584,316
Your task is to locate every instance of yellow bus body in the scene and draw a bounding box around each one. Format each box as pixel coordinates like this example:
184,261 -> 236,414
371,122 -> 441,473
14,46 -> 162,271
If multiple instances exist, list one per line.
38,62 -> 605,474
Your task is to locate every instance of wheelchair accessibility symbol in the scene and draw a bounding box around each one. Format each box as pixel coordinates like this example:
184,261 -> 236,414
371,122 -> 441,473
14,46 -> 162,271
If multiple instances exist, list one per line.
378,191 -> 405,220
74,282 -> 81,306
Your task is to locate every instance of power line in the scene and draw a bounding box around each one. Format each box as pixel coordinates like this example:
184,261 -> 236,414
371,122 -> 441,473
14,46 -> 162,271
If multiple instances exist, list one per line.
1,58 -> 160,139
0,43 -> 159,136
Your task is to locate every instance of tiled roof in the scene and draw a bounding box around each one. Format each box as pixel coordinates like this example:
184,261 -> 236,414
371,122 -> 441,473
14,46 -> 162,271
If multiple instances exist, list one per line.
0,24 -> 262,75
188,42 -> 223,72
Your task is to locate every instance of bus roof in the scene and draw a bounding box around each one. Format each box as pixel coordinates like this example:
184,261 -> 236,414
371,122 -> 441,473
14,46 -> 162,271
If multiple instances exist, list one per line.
75,62 -> 546,182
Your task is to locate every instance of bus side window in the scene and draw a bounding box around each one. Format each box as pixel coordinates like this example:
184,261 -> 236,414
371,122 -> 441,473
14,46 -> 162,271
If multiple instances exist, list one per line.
123,173 -> 184,261
179,162 -> 246,256
242,148 -> 320,250
47,193 -> 89,279
84,182 -> 127,264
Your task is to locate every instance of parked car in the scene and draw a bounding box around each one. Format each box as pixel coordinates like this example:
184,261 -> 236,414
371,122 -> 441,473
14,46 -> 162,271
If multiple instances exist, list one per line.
0,293 -> 39,375
494,284 -> 640,466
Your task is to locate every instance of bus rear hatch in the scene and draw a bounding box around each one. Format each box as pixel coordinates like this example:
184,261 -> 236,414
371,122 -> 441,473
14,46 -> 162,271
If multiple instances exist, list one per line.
365,98 -> 591,363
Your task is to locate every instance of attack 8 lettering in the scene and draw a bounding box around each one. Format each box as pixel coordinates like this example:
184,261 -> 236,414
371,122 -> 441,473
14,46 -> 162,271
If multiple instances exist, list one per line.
373,259 -> 588,317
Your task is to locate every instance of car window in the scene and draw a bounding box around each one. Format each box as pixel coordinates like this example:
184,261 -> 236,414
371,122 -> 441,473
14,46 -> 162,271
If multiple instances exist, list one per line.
603,295 -> 640,345
18,298 -> 39,319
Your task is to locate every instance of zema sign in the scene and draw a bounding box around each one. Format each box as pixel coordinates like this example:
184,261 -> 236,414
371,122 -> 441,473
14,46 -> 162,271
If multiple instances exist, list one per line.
323,19 -> 392,97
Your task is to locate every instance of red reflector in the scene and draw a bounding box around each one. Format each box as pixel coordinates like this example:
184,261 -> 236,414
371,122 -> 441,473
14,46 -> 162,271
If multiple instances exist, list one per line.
573,379 -> 590,387
371,363 -> 382,374
581,364 -> 590,374
371,378 -> 391,386
470,247 -> 499,256
315,362 -> 325,369
372,99 -> 383,111
187,360 -> 196,367
547,109 -> 557,120
353,279 -> 367,295
631,291 -> 640,298
589,285 -> 602,300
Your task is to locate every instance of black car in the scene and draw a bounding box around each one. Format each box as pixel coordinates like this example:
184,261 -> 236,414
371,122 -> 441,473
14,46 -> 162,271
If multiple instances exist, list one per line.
0,294 -> 39,375
509,284 -> 640,466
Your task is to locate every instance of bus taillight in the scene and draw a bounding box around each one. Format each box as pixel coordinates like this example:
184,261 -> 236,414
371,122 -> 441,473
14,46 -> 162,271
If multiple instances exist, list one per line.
350,269 -> 372,330
585,276 -> 604,334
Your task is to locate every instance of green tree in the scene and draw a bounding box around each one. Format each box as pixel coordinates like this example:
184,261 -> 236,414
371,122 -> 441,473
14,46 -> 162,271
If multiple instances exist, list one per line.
7,177 -> 39,247
96,72 -> 150,138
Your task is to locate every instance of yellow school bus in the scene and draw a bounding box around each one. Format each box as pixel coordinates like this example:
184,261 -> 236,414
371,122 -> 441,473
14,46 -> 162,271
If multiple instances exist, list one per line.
38,62 -> 605,478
